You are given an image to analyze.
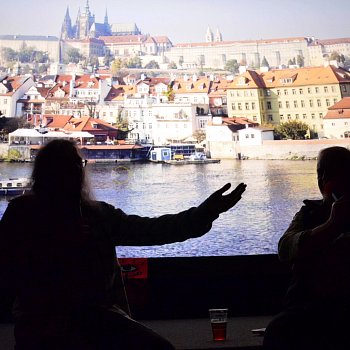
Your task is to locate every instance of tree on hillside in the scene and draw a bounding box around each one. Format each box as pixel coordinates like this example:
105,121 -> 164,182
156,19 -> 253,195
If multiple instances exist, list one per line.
65,48 -> 84,64
274,120 -> 309,140
192,129 -> 206,143
224,59 -> 239,73
297,54 -> 305,67
111,58 -> 123,76
261,56 -> 270,68
126,56 -> 142,68
144,60 -> 160,69
1,47 -> 17,62
103,51 -> 114,67
288,57 -> 297,66
167,61 -> 177,69
330,51 -> 346,64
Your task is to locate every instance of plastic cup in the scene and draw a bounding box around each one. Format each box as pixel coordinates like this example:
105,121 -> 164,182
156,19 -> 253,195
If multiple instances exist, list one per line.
209,308 -> 228,341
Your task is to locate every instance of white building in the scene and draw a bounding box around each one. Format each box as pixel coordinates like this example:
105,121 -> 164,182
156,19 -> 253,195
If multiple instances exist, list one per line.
238,126 -> 274,146
0,75 -> 35,117
323,97 -> 350,139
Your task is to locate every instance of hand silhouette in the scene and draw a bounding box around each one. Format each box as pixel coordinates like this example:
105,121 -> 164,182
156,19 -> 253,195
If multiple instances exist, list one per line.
199,183 -> 247,219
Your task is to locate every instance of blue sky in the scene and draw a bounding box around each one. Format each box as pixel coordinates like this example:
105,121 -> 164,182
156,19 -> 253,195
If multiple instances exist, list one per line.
0,0 -> 349,43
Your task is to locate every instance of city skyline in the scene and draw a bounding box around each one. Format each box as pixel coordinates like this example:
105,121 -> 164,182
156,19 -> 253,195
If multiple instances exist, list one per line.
0,0 -> 349,43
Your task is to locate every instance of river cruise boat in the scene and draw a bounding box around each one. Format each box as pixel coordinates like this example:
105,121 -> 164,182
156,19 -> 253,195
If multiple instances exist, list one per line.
0,178 -> 31,196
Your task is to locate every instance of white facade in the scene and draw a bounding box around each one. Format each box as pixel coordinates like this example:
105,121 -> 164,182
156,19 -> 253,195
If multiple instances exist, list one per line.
0,77 -> 35,117
238,127 -> 274,146
166,37 -> 311,70
323,118 -> 350,139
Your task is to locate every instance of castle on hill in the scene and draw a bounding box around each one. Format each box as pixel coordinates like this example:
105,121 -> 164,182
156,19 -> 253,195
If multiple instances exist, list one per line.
60,0 -> 141,40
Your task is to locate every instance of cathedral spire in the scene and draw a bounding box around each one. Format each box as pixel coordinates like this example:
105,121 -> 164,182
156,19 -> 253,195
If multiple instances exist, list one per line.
104,8 -> 108,25
85,0 -> 90,14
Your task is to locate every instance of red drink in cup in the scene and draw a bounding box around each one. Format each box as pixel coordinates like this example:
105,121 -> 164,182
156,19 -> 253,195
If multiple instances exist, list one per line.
209,309 -> 228,341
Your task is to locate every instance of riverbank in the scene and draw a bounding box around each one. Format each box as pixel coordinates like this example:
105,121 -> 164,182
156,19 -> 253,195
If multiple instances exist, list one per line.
208,139 -> 350,160
2,139 -> 350,161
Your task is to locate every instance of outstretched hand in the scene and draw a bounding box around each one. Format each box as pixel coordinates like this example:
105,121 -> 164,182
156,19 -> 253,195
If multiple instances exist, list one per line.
200,183 -> 247,218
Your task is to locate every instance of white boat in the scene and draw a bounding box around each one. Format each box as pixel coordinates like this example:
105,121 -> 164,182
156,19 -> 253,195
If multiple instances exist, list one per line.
0,178 -> 32,196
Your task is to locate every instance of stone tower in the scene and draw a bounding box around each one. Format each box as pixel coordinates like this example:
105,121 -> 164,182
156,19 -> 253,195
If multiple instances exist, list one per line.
206,26 -> 214,43
215,28 -> 223,42
61,7 -> 73,39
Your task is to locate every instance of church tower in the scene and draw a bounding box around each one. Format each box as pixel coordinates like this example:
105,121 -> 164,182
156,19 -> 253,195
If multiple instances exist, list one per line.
215,28 -> 223,42
77,0 -> 94,39
60,7 -> 73,39
104,8 -> 111,35
206,26 -> 214,43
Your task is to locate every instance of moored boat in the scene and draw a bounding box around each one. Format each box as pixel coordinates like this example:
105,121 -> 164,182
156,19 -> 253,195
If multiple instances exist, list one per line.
0,178 -> 32,196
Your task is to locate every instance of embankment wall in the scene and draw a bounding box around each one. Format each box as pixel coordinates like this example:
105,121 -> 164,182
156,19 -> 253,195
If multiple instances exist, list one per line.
209,139 -> 350,160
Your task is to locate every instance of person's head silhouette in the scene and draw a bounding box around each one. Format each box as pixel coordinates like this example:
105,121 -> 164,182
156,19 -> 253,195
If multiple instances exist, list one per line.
32,139 -> 89,205
317,146 -> 350,201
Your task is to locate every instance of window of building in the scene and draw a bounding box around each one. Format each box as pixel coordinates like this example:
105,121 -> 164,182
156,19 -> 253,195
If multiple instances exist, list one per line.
287,114 -> 291,119
319,113 -> 323,119
245,134 -> 249,139
309,100 -> 313,107
303,114 -> 307,119
251,134 -> 255,138
238,103 -> 242,110
278,101 -> 282,108
245,102 -> 250,110
311,113 -> 315,119
294,100 -> 298,108
253,116 -> 257,121
301,100 -> 305,108
332,122 -> 335,126
292,89 -> 296,95
342,85 -> 347,92
252,102 -> 256,110
326,99 -> 330,107
296,114 -> 299,119
299,88 -> 304,94
143,123 -> 146,129
268,115 -> 273,121
317,99 -> 321,107
307,88 -> 311,94
331,86 -> 336,93
315,87 -> 319,93
267,101 -> 272,109
334,98 -> 337,105
280,115 -> 284,120
286,101 -> 290,108
324,86 -> 328,93
232,103 -> 236,110
284,89 -> 288,95
277,90 -> 281,95
149,123 -> 152,129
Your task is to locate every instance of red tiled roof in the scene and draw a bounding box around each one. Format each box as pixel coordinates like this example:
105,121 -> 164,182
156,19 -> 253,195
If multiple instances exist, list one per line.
318,38 -> 350,45
328,97 -> 350,110
324,110 -> 350,119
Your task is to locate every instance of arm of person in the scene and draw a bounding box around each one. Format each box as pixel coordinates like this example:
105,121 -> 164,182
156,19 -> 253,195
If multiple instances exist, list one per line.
279,198 -> 350,263
107,182 -> 246,246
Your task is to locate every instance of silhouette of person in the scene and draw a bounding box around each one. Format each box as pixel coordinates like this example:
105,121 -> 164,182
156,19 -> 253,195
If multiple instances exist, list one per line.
0,139 -> 246,350
264,146 -> 350,350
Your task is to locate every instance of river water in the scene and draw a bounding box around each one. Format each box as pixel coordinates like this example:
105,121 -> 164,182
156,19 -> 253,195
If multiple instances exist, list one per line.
0,160 -> 320,257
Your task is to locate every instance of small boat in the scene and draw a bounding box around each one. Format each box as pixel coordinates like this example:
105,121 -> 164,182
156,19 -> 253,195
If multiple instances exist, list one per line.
164,152 -> 221,165
0,178 -> 32,196
164,159 -> 221,165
